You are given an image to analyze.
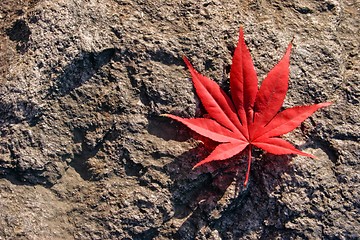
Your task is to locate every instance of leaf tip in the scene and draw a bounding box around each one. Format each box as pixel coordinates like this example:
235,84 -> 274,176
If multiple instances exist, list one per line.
243,179 -> 249,187
302,152 -> 317,159
191,164 -> 199,170
322,102 -> 333,107
316,102 -> 332,110
192,159 -> 207,170
182,55 -> 192,69
239,25 -> 244,34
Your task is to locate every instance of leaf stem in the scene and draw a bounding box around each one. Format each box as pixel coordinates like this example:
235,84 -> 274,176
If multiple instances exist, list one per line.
244,145 -> 252,187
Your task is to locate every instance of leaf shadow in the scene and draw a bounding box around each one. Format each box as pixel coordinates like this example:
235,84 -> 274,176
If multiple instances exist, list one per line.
169,148 -> 298,238
164,145 -> 241,239
151,116 -> 251,238
148,117 -> 305,238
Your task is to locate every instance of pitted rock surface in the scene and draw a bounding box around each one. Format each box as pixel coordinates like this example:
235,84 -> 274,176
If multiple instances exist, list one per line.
0,0 -> 358,239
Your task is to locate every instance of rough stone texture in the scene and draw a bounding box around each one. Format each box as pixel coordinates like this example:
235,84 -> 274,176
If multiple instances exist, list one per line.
0,0 -> 359,239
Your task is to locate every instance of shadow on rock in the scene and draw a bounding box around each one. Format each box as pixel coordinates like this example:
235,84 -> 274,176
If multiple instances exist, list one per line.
147,115 -> 191,142
47,48 -> 116,98
154,114 -> 298,238
0,167 -> 53,187
5,19 -> 31,54
164,144 -> 257,239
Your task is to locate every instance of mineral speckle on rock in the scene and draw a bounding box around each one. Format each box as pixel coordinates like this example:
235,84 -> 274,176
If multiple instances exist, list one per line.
0,0 -> 359,239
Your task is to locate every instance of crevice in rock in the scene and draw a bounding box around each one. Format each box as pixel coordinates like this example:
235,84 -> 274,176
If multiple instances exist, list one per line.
313,137 -> 340,164
333,132 -> 359,142
0,166 -> 53,187
130,227 -> 159,239
119,146 -> 147,178
70,124 -> 120,181
124,61 -> 156,109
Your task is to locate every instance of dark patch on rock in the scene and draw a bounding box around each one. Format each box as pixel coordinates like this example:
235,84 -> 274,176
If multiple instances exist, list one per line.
5,19 -> 31,53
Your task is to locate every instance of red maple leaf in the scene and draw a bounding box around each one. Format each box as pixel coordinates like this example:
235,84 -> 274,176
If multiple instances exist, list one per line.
163,28 -> 331,187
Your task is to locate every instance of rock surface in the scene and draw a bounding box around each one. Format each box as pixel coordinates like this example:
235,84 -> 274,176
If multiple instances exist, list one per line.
0,0 -> 359,239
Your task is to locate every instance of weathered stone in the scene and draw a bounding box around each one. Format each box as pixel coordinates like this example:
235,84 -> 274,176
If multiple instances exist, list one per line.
0,0 -> 358,239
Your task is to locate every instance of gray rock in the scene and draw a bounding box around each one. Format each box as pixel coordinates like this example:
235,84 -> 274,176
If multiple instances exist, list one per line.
0,0 -> 358,239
